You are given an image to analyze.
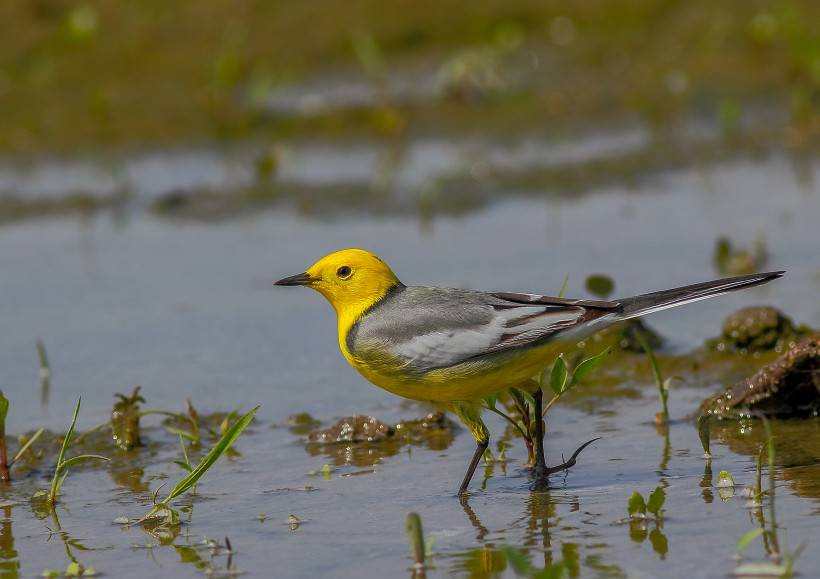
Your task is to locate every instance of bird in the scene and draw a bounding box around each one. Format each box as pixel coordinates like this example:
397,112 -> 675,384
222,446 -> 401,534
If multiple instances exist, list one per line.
275,248 -> 783,495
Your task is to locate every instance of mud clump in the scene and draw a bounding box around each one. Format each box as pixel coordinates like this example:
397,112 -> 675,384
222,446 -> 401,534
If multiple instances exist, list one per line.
700,336 -> 820,418
308,415 -> 394,443
394,412 -> 454,441
708,306 -> 810,353
307,412 -> 455,444
286,412 -> 322,435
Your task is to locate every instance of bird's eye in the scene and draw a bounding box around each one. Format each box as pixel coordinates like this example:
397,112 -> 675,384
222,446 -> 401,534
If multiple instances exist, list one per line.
336,265 -> 352,279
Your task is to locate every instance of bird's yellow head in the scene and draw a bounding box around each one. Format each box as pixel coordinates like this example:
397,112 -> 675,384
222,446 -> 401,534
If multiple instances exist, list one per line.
275,249 -> 402,316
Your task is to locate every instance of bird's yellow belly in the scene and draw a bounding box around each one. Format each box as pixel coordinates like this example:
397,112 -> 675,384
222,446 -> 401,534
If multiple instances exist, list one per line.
347,340 -> 571,403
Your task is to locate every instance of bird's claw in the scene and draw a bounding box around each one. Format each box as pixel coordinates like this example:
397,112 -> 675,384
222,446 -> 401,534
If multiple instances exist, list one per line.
530,437 -> 601,490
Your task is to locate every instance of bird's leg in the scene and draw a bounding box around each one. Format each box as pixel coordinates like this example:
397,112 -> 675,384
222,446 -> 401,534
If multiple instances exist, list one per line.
532,388 -> 548,490
459,438 -> 489,497
452,401 -> 490,497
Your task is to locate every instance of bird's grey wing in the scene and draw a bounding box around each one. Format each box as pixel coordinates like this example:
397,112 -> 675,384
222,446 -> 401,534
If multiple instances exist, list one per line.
351,287 -> 596,373
490,291 -> 620,309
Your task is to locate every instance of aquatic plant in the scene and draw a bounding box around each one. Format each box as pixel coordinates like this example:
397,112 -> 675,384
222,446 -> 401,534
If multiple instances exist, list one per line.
140,406 -> 258,526
164,399 -> 202,446
636,334 -> 678,426
627,487 -> 665,519
0,390 -> 44,481
405,512 -> 426,577
111,387 -> 145,450
483,348 -> 609,467
42,398 -> 109,505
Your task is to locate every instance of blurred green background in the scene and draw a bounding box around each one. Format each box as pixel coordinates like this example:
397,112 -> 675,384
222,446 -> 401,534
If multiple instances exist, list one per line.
2,0 -> 817,153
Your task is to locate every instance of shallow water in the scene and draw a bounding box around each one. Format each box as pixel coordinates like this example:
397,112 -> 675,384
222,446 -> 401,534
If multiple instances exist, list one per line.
0,128 -> 818,577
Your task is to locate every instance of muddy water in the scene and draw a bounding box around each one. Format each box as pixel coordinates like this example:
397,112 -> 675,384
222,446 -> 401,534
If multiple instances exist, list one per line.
0,131 -> 818,577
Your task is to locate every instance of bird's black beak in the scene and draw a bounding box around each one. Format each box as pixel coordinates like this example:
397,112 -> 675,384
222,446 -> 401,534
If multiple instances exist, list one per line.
274,272 -> 314,286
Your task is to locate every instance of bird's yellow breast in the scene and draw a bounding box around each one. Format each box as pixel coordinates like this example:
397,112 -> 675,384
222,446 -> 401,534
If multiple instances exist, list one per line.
338,317 -> 566,402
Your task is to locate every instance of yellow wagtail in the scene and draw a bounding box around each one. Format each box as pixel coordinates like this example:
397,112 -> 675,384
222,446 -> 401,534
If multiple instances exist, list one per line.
276,248 -> 783,495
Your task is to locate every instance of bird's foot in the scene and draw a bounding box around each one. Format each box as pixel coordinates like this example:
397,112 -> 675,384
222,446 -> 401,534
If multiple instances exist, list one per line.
529,437 -> 601,491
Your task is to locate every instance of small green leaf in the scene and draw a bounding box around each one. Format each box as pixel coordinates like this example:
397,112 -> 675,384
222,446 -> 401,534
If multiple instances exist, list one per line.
627,491 -> 646,517
646,487 -> 665,515
735,528 -> 764,555
549,356 -> 568,395
482,393 -> 498,410
65,561 -> 82,576
173,460 -> 193,472
570,348 -> 611,387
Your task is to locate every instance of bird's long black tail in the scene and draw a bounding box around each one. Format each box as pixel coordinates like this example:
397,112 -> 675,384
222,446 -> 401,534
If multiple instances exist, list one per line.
615,271 -> 785,322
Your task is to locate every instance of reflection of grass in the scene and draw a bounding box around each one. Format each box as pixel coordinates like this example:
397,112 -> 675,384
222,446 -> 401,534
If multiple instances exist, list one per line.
1,1 -> 818,152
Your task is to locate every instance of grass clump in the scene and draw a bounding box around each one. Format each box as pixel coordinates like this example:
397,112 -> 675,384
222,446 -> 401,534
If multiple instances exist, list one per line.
140,406 -> 259,527
34,398 -> 109,505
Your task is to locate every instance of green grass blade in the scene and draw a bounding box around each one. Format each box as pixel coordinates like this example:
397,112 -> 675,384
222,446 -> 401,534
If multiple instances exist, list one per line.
557,275 -> 569,298
10,428 -> 44,466
161,406 -> 258,504
57,454 -> 109,473
636,333 -> 663,388
166,427 -> 197,441
57,398 -> 82,469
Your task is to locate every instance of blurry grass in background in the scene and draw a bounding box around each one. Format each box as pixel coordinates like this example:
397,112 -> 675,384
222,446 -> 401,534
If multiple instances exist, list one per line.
0,0 -> 817,152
